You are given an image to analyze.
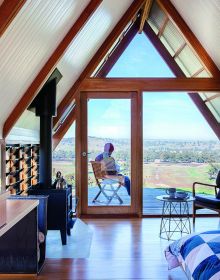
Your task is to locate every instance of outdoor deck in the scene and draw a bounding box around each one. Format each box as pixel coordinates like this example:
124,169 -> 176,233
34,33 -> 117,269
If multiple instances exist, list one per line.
88,187 -> 184,214
87,187 -> 215,215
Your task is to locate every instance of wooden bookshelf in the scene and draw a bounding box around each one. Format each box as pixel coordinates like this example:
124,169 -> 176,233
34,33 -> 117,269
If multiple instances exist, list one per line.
5,144 -> 39,194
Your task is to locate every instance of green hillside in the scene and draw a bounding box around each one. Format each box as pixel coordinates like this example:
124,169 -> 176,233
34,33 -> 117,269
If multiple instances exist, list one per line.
52,138 -> 220,194
53,137 -> 220,164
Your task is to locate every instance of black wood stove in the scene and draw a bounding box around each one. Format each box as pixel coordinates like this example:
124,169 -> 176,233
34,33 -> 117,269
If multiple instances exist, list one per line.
28,74 -> 73,245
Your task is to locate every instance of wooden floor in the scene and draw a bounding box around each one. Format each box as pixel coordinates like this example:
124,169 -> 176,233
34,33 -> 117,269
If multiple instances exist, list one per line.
1,217 -> 220,280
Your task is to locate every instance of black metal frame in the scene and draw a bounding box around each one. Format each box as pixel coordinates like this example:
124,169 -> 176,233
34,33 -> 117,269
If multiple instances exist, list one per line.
159,199 -> 192,240
192,182 -> 220,224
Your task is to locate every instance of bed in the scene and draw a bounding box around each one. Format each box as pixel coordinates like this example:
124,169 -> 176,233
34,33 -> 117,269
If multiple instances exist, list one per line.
165,230 -> 220,280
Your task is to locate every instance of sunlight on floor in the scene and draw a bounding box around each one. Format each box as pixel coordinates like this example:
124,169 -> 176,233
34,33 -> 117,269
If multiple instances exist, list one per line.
45,217 -> 220,279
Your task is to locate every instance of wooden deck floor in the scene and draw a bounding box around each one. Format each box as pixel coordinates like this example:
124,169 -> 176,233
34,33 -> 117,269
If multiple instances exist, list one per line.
88,187 -> 214,215
1,217 -> 220,280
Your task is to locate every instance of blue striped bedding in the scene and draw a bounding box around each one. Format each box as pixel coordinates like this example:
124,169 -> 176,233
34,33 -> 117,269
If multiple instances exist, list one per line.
165,230 -> 220,280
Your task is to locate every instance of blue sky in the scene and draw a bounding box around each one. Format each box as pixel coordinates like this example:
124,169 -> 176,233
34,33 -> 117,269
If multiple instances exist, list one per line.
66,33 -> 217,140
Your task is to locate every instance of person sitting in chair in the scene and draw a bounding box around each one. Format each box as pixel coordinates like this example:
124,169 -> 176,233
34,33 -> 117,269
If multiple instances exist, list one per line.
95,143 -> 130,196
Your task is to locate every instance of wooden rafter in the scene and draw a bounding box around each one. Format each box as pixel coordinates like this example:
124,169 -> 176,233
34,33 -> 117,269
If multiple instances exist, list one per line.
139,0 -> 153,33
157,16 -> 168,38
3,0 -> 103,138
173,42 -> 187,59
52,20 -> 140,148
53,0 -> 144,128
81,77 -> 220,92
0,0 -> 26,37
157,0 -> 220,77
205,93 -> 220,103
143,23 -> 220,139
191,67 -> 205,78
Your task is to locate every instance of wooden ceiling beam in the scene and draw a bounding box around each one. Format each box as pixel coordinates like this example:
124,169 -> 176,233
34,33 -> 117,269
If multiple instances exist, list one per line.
139,0 -> 153,33
143,22 -> 220,139
53,0 -> 144,128
157,0 -> 220,77
81,77 -> 220,92
0,0 -> 26,37
3,0 -> 103,138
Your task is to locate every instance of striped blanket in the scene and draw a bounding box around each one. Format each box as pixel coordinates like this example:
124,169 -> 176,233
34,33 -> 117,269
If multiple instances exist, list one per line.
165,230 -> 220,280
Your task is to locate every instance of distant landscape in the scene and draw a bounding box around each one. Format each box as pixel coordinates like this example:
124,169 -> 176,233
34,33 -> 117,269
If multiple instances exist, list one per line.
52,137 -> 220,194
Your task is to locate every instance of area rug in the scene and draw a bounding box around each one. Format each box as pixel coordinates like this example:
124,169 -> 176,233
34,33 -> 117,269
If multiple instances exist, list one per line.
46,219 -> 93,258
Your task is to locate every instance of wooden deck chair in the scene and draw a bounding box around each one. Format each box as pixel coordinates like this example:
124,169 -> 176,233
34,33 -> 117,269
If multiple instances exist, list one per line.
90,161 -> 123,205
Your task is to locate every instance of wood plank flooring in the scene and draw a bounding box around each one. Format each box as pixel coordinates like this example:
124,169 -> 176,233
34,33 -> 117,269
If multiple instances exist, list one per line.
1,217 -> 220,279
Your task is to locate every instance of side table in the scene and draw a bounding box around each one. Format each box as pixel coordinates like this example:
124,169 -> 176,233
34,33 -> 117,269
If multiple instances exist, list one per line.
156,195 -> 195,240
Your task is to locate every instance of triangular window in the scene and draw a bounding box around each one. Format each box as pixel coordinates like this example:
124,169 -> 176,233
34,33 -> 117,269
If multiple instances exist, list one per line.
106,33 -> 217,140
107,33 -> 174,78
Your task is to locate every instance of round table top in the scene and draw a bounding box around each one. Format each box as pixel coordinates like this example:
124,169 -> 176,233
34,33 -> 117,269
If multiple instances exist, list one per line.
156,195 -> 195,202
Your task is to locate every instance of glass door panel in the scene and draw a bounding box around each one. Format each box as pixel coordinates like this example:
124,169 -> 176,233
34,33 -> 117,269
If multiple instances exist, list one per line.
79,91 -> 142,216
87,99 -> 131,207
142,92 -> 219,215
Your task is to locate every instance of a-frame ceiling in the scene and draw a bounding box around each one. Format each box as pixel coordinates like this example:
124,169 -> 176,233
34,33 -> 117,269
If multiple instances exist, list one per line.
1,0 -> 138,140
1,0 -> 220,147
53,0 -> 220,148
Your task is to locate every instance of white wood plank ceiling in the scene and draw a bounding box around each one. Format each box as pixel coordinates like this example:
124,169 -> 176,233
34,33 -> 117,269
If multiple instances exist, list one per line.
171,0 -> 220,70
1,0 -> 220,141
